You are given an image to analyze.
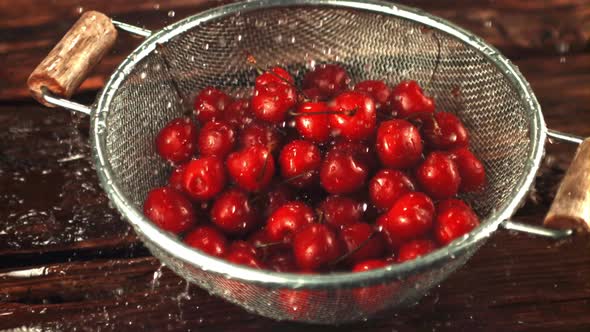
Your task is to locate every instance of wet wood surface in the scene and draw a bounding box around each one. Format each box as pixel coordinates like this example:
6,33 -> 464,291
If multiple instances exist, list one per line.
1,0 -> 590,331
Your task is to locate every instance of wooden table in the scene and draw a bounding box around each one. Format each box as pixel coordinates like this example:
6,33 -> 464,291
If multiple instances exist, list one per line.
1,1 -> 589,331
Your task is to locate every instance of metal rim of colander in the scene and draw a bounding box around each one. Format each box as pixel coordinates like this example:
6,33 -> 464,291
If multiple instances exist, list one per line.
91,0 -> 546,289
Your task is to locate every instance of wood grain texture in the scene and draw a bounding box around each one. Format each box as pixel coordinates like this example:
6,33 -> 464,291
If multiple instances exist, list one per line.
2,0 -> 590,331
1,0 -> 589,101
27,11 -> 117,106
545,138 -> 590,231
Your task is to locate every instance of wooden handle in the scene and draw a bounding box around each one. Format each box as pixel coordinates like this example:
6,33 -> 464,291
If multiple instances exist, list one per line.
545,137 -> 590,232
27,11 -> 117,107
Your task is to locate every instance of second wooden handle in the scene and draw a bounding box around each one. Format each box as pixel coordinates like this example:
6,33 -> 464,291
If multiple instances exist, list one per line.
27,11 -> 117,107
545,138 -> 590,232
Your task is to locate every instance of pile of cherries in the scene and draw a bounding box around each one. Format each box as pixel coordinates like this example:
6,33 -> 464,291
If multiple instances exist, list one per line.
144,62 -> 486,275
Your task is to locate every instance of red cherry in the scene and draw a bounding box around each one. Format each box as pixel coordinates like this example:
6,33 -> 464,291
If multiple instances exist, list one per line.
352,259 -> 388,272
302,64 -> 350,99
197,121 -> 236,157
266,201 -> 316,243
264,185 -> 295,217
423,112 -> 469,150
377,192 -> 435,249
168,163 -> 187,191
369,169 -> 415,211
435,199 -> 480,245
293,224 -> 342,271
184,225 -> 228,257
240,122 -> 282,152
255,66 -> 295,86
389,80 -> 435,119
328,91 -> 376,141
448,148 -> 486,192
211,189 -> 257,235
279,140 -> 322,188
340,223 -> 386,265
224,241 -> 264,269
397,239 -> 437,263
194,87 -> 232,123
354,80 -> 391,111
320,149 -> 369,194
294,101 -> 331,142
376,119 -> 423,169
252,82 -> 297,123
279,290 -> 311,319
183,156 -> 226,201
227,145 -> 275,192
143,187 -> 195,234
266,251 -> 298,272
318,195 -> 363,229
223,98 -> 254,129
416,152 -> 461,200
156,117 -> 198,164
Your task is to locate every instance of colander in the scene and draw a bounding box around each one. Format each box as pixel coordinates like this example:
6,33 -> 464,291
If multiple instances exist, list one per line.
26,0 -> 589,324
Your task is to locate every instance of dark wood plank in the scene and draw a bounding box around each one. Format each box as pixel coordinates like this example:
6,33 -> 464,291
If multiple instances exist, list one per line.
1,224 -> 589,332
1,0 -> 588,100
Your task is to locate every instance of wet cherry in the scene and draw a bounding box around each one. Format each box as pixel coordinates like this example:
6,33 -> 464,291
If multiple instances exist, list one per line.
156,117 -> 198,164
143,187 -> 195,234
435,199 -> 480,245
279,140 -> 322,188
183,156 -> 226,201
377,192 -> 435,249
266,201 -> 316,243
294,101 -> 331,142
302,64 -> 350,99
448,147 -> 486,192
369,169 -> 415,211
252,67 -> 297,123
376,119 -> 423,169
423,112 -> 469,150
320,149 -> 369,194
194,87 -> 232,123
328,91 -> 376,141
211,189 -> 258,235
293,224 -> 342,271
227,145 -> 275,192
416,152 -> 461,200
197,120 -> 236,157
389,80 -> 435,119
266,251 -> 298,272
184,225 -> 228,257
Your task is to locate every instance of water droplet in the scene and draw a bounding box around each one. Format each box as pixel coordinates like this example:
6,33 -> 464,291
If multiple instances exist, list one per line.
168,10 -> 176,18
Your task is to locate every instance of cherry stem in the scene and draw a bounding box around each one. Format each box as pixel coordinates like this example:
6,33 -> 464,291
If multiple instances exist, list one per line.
254,241 -> 286,249
330,229 -> 379,266
277,171 -> 311,186
247,54 -> 310,101
289,107 -> 357,117
317,210 -> 324,225
257,150 -> 271,183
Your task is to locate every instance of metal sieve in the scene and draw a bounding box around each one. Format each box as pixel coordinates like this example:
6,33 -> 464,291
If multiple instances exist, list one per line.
27,0 -> 588,324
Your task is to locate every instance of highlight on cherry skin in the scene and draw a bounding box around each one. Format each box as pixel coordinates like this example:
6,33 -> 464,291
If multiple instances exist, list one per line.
145,62 -> 486,282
